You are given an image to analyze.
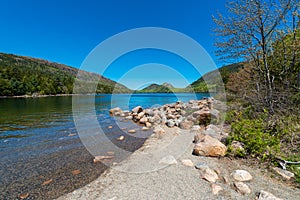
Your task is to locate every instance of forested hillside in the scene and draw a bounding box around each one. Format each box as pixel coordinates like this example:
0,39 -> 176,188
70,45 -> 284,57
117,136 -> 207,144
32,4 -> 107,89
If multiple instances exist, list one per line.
0,53 -> 131,96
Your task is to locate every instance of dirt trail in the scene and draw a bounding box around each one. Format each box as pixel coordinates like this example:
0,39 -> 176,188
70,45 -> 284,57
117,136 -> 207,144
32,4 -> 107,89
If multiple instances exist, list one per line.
58,127 -> 300,200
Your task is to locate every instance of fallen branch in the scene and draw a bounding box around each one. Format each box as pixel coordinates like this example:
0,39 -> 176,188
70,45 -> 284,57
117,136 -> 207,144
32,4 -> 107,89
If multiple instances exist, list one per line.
275,157 -> 300,170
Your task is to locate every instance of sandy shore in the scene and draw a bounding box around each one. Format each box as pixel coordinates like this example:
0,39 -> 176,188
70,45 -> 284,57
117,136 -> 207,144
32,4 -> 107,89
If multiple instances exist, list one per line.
58,126 -> 300,200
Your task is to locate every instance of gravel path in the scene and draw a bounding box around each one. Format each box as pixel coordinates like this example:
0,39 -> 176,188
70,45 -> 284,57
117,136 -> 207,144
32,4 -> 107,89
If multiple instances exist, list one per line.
58,127 -> 300,200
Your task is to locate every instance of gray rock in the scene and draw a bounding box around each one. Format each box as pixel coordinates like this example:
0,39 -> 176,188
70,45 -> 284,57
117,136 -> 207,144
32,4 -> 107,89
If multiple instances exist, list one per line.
144,109 -> 154,116
231,170 -> 253,182
159,155 -> 177,165
257,190 -> 283,200
195,162 -> 207,169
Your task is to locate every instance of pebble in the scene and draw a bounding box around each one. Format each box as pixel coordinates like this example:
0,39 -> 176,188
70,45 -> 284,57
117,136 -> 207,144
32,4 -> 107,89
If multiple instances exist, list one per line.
141,127 -> 149,131
181,159 -> 194,167
159,155 -> 178,165
19,193 -> 29,199
42,179 -> 53,185
117,135 -> 125,141
128,129 -> 136,134
72,169 -> 81,175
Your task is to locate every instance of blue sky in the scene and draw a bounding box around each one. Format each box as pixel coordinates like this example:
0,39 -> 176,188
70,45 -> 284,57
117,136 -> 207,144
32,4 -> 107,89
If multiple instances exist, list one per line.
0,0 -> 227,89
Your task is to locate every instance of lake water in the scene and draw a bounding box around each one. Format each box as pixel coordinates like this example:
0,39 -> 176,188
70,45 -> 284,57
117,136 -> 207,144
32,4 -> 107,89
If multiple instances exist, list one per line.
0,93 -> 209,199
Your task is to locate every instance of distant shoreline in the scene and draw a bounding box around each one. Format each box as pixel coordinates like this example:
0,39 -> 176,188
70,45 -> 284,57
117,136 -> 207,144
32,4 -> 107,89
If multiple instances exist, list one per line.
0,92 -> 212,99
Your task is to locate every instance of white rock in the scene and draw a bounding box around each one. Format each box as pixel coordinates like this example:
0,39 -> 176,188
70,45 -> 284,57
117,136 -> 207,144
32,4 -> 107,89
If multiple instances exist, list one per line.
231,170 -> 253,182
159,155 -> 178,165
128,129 -> 136,134
117,135 -> 125,141
181,159 -> 194,167
257,190 -> 283,200
141,127 -> 149,131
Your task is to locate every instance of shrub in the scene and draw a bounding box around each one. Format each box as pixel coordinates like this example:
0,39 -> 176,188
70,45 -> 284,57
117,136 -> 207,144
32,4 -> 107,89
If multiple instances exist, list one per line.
229,118 -> 280,159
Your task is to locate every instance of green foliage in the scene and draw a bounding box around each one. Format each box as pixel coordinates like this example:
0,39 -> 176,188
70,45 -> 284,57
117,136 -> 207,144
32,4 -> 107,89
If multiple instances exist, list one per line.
190,63 -> 243,92
228,118 -> 280,159
0,53 -> 131,96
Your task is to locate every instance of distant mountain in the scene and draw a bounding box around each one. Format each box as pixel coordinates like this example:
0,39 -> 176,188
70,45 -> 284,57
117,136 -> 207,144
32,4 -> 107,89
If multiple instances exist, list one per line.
0,53 -> 131,96
137,83 -> 173,93
190,63 -> 244,92
136,82 -> 191,93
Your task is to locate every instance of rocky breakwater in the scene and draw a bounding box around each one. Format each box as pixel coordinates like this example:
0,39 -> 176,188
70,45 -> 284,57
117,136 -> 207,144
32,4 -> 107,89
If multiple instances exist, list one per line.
110,98 -> 228,156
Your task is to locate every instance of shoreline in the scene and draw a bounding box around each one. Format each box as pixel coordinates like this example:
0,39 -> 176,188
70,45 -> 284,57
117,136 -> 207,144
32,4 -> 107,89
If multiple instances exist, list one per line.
58,125 -> 300,200
58,99 -> 300,199
0,92 -> 212,99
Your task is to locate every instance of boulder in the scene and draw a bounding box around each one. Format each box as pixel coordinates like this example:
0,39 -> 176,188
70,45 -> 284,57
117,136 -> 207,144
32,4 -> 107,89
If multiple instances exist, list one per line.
109,107 -> 122,115
231,170 -> 253,182
179,120 -> 194,129
193,134 -> 227,157
139,116 -> 148,124
144,109 -> 154,116
234,182 -> 251,195
137,112 -> 145,119
146,122 -> 152,127
257,190 -> 283,200
192,109 -> 212,125
132,106 -> 143,113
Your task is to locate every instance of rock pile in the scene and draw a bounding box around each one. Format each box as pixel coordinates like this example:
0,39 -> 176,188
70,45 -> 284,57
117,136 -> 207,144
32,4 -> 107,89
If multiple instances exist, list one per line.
110,98 -> 228,157
109,98 -> 223,130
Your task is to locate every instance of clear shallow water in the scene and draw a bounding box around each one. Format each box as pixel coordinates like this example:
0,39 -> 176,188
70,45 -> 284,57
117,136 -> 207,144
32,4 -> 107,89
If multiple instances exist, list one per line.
0,93 -> 209,153
0,93 -> 209,199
